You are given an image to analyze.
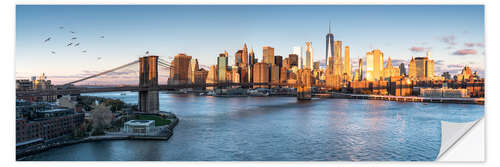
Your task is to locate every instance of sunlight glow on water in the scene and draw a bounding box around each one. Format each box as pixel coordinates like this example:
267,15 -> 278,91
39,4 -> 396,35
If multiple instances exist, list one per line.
27,92 -> 484,161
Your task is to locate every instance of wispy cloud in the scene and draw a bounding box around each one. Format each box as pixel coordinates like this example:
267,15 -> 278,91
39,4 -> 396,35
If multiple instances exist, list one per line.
439,35 -> 456,46
409,46 -> 426,52
452,49 -> 477,56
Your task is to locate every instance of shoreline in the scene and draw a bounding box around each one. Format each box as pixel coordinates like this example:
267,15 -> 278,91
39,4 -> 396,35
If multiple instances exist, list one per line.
16,116 -> 179,160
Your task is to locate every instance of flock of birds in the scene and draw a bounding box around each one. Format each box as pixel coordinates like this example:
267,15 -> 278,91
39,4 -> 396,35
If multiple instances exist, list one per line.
43,26 -> 104,60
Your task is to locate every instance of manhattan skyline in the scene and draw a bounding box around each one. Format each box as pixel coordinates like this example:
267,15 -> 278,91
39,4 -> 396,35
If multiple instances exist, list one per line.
16,5 -> 485,84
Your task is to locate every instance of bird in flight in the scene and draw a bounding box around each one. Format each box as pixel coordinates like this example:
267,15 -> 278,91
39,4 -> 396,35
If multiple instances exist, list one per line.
67,43 -> 73,46
50,51 -> 56,54
70,31 -> 76,34
100,36 -> 104,38
82,50 -> 87,53
97,57 -> 102,60
74,43 -> 80,47
71,37 -> 77,40
146,51 -> 149,55
59,26 -> 64,29
44,37 -> 51,42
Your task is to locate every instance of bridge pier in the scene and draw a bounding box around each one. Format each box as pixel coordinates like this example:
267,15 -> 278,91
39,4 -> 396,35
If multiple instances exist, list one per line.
297,69 -> 312,100
139,56 -> 159,113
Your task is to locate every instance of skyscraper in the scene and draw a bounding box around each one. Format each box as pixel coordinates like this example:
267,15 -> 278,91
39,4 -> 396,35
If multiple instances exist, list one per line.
263,46 -> 275,65
274,55 -> 283,68
249,48 -> 255,66
411,51 -> 435,81
399,63 -> 406,76
365,49 -> 384,81
305,42 -> 313,69
235,50 -> 243,66
169,53 -> 192,85
242,43 -> 248,66
288,54 -> 298,68
217,53 -> 228,83
253,62 -> 269,88
344,46 -> 351,82
187,58 -> 199,84
326,21 -> 334,67
293,46 -> 303,69
334,41 -> 343,77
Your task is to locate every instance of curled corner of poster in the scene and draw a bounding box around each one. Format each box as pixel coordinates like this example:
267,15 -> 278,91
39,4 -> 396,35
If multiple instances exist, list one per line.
437,117 -> 484,161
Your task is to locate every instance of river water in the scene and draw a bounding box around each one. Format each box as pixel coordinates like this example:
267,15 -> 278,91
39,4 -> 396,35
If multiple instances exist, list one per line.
25,91 -> 484,161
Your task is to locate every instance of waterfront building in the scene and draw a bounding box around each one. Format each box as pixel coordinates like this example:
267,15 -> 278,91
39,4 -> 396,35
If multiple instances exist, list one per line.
206,65 -> 217,84
366,49 -> 384,81
305,42 -> 313,69
169,53 -> 192,85
383,57 -> 401,80
235,50 -> 243,66
420,88 -> 468,98
263,46 -> 275,65
124,120 -> 155,134
187,58 -> 199,84
32,73 -> 52,90
16,79 -> 32,91
217,53 -> 228,83
326,22 -> 334,67
288,54 -> 299,68
399,63 -> 406,76
253,63 -> 269,88
194,68 -> 208,85
16,102 -> 84,146
293,46 -> 303,69
343,46 -> 352,82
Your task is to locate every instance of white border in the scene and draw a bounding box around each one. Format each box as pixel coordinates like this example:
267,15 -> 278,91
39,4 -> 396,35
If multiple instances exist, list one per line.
4,0 -> 498,167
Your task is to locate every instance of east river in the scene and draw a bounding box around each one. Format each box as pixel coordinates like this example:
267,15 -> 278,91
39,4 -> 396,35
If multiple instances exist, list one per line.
25,92 -> 484,161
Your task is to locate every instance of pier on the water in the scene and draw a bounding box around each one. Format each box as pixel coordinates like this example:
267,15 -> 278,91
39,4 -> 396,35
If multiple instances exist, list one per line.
314,93 -> 484,105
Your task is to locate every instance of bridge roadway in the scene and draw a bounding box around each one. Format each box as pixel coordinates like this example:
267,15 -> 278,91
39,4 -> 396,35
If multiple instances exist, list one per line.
16,83 -> 325,97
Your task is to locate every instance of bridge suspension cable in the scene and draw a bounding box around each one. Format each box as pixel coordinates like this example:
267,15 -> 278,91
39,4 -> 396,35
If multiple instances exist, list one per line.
63,60 -> 140,86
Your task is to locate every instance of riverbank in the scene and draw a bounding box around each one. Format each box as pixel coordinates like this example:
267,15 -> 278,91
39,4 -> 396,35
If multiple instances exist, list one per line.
314,92 -> 484,105
16,114 -> 179,160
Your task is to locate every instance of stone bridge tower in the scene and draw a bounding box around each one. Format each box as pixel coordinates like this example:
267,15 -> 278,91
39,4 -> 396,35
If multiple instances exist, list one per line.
139,56 -> 159,113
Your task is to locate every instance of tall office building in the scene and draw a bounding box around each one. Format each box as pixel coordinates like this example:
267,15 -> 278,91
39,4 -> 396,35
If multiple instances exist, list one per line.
242,43 -> 248,66
334,41 -> 343,77
187,58 -> 199,84
356,58 -> 363,81
305,42 -> 313,69
275,55 -> 283,68
288,54 -> 299,68
382,57 -> 400,80
235,50 -> 243,66
411,51 -> 434,81
409,57 -> 417,80
249,48 -> 255,66
365,49 -> 384,81
293,46 -> 303,69
217,53 -> 228,83
344,46 -> 351,81
270,64 -> 280,84
399,63 -> 406,76
326,22 -> 334,67
169,53 -> 192,85
263,46 -> 275,65
253,62 -> 269,88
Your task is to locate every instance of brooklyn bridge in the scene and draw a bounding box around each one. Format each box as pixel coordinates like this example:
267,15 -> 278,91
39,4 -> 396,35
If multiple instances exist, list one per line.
16,56 -> 315,112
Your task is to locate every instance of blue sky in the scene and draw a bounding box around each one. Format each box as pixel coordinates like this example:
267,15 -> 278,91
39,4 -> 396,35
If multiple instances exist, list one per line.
16,5 -> 485,84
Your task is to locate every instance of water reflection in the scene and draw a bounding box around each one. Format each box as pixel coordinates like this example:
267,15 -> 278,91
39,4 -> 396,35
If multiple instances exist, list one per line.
26,92 -> 484,161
